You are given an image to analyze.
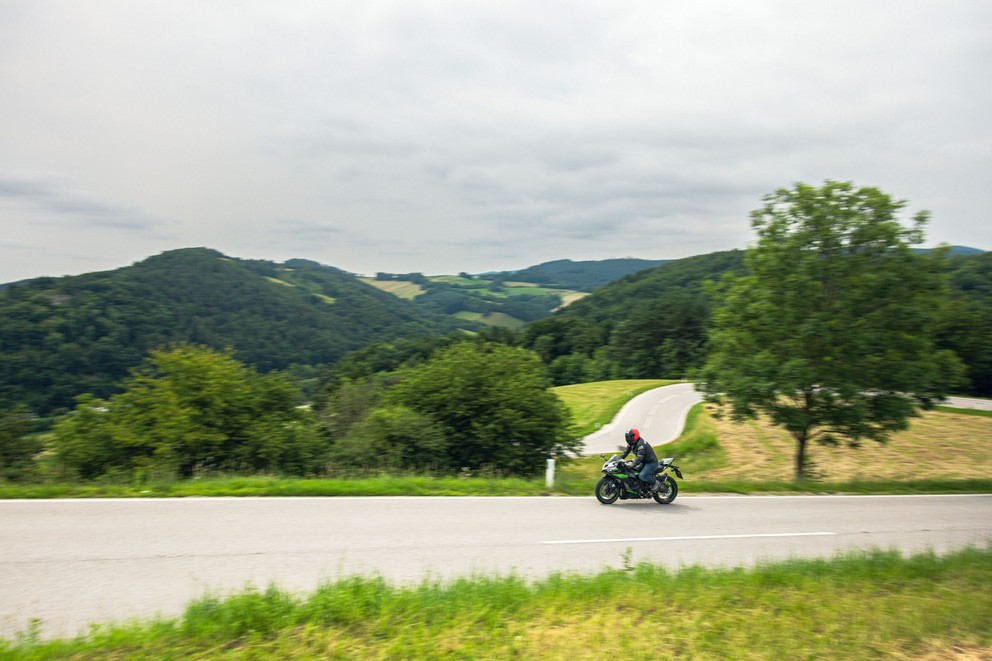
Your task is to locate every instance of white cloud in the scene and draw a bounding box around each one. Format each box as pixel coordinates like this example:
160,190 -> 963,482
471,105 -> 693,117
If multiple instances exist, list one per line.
0,0 -> 989,282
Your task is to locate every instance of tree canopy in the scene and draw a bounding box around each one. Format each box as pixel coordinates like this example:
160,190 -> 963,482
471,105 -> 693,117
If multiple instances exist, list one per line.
52,345 -> 325,479
0,248 -> 465,416
699,181 -> 965,480
386,342 -> 579,475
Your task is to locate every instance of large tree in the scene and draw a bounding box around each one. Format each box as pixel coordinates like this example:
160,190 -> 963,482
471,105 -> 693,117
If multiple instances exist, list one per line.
699,181 -> 964,480
387,342 -> 578,475
53,345 -> 326,479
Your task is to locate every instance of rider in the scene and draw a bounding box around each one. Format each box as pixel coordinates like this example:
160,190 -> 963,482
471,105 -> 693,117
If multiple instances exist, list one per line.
621,427 -> 660,491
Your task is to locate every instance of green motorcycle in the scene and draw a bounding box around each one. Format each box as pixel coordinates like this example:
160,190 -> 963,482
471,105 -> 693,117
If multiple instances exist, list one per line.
595,453 -> 684,505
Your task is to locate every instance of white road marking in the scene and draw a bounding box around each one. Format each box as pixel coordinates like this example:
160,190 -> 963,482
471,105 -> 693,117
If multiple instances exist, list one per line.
543,531 -> 836,545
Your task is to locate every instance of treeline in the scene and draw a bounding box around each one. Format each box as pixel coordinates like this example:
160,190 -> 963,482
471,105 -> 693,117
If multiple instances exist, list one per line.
344,249 -> 992,397
0,248 -> 467,416
1,342 -> 577,483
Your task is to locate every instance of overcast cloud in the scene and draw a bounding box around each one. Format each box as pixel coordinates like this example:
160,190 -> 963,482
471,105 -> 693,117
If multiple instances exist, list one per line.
1,1 -> 989,282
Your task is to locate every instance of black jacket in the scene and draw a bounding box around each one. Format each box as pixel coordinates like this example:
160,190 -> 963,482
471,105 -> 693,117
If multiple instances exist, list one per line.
622,437 -> 658,471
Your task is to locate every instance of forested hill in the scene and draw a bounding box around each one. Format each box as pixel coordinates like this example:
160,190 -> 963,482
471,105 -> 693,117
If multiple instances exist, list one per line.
0,248 -> 470,415
490,257 -> 671,291
515,248 -> 992,397
514,250 -> 747,384
558,250 -> 746,324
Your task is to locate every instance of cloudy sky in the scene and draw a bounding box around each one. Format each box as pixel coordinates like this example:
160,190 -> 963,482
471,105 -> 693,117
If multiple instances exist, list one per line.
1,1 -> 989,282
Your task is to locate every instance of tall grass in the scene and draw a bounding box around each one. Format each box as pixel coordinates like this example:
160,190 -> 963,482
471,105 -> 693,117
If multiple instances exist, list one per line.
4,546 -> 989,659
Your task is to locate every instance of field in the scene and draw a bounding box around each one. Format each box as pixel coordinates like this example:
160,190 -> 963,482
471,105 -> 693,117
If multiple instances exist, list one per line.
357,277 -> 424,299
703,407 -> 992,482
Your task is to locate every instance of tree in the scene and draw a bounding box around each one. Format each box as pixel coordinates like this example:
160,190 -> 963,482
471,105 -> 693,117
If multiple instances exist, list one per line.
0,407 -> 41,481
387,342 -> 578,475
941,252 -> 992,397
328,405 -> 449,471
699,181 -> 965,480
53,345 -> 326,479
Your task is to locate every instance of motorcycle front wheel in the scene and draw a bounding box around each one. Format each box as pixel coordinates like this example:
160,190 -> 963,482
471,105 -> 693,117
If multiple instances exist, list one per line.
652,476 -> 678,504
595,477 -> 620,504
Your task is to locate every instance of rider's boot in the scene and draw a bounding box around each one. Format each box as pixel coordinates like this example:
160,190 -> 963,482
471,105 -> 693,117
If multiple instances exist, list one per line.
650,480 -> 661,492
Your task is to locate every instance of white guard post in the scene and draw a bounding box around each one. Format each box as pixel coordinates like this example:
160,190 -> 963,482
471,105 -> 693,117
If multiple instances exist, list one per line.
545,457 -> 555,488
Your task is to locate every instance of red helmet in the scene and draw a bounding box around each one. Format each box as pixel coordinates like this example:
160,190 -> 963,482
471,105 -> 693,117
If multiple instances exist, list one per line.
625,428 -> 640,444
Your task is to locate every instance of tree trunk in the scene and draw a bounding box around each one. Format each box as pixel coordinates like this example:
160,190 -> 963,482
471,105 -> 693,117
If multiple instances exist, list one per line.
794,432 -> 808,482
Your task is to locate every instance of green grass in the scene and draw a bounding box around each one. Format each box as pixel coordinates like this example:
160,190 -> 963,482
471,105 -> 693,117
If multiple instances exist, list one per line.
4,546 -> 989,658
552,378 -> 676,436
937,405 -> 992,417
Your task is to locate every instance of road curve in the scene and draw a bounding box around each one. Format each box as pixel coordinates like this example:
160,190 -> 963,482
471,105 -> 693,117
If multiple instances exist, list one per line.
2,494 -> 989,639
578,386 -> 991,456
579,382 -> 703,455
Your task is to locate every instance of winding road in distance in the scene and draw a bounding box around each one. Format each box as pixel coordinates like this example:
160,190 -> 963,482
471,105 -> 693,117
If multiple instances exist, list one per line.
578,382 -> 992,455
579,382 -> 702,455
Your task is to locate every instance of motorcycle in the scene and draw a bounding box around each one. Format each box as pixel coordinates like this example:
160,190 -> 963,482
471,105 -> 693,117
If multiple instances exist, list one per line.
595,453 -> 684,505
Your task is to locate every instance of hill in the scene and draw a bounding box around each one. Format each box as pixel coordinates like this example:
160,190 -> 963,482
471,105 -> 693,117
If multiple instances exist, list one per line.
515,250 -> 746,384
2,245 -> 989,417
0,248 -> 471,416
517,248 -> 992,397
363,257 -> 672,329
363,272 -> 585,328
484,257 -> 671,291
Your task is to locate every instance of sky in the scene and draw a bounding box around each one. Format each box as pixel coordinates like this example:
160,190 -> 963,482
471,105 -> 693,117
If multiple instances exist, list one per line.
1,1 -> 990,283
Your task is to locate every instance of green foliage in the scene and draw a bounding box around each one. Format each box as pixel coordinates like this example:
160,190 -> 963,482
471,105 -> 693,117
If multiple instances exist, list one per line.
0,248 -> 464,416
0,407 -> 42,481
387,342 -> 579,474
700,181 -> 967,479
329,404 -> 449,471
940,251 -> 992,396
406,275 -> 569,325
52,345 -> 326,479
317,334 -> 464,396
519,251 -> 746,384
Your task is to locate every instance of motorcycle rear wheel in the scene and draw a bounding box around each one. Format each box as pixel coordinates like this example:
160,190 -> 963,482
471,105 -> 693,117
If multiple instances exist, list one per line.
652,476 -> 678,504
595,477 -> 620,504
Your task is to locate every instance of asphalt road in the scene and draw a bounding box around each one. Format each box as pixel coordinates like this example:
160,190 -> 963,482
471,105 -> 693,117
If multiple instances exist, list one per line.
578,384 -> 991,456
2,494 -> 989,639
580,382 -> 703,455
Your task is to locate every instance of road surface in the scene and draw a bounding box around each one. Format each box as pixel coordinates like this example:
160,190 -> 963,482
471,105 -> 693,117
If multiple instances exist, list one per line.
2,494 -> 989,639
578,385 -> 991,455
580,382 -> 703,455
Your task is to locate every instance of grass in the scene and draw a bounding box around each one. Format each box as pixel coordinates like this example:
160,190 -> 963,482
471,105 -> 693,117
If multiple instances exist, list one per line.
552,378 -> 676,437
357,278 -> 425,300
3,545 -> 989,658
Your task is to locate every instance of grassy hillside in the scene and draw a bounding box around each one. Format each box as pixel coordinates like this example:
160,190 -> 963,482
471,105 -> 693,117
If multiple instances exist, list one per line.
365,272 -> 586,328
